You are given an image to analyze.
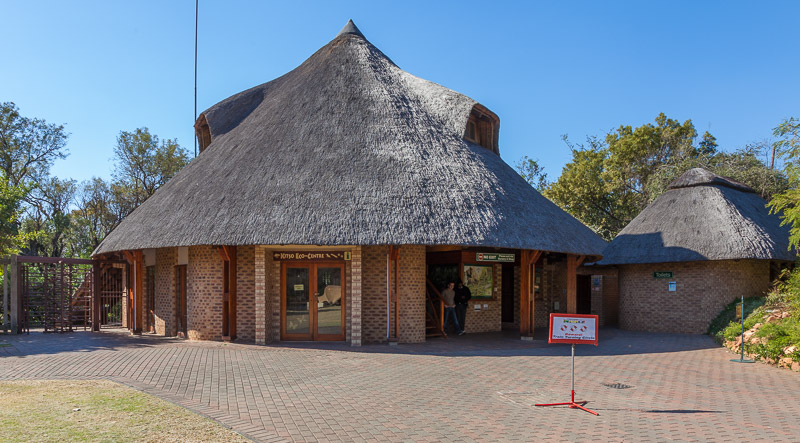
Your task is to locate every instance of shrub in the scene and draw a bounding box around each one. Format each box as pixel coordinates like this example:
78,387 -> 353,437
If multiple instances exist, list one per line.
708,296 -> 765,341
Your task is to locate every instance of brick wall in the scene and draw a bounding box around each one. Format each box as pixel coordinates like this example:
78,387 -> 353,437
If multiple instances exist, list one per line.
399,245 -> 425,343
619,260 -> 771,334
236,245 -> 255,342
187,245 -> 223,340
254,246 -> 267,344
154,247 -> 176,336
576,267 -> 619,327
540,258 -> 567,328
361,245 -> 426,344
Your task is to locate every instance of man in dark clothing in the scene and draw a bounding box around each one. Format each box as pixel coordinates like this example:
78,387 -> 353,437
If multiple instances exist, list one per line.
441,281 -> 463,335
454,279 -> 472,334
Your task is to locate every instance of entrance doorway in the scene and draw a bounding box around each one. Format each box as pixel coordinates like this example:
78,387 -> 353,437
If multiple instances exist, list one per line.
577,274 -> 591,315
281,262 -> 345,341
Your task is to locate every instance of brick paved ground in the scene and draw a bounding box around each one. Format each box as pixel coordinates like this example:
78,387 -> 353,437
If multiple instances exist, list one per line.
1,328 -> 799,442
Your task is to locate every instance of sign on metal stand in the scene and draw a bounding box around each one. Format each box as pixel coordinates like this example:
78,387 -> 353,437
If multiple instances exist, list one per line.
535,313 -> 600,416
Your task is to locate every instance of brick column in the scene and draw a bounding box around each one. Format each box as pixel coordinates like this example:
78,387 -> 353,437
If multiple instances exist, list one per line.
350,247 -> 362,346
255,246 -> 266,345
270,254 -> 281,343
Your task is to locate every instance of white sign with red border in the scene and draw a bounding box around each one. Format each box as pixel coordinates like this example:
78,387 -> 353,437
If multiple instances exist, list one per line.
547,313 -> 599,345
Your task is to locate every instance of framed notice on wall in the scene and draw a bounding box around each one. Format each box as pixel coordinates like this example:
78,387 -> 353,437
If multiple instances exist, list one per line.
463,264 -> 493,299
547,313 -> 599,346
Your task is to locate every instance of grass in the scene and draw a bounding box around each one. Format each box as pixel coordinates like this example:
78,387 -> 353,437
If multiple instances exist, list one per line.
0,380 -> 249,442
708,296 -> 766,341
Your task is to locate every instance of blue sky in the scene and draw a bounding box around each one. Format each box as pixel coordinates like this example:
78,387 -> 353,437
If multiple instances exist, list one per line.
3,1 -> 798,184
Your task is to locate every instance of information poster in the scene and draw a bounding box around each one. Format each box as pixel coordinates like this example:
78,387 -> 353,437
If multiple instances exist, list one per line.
547,313 -> 599,345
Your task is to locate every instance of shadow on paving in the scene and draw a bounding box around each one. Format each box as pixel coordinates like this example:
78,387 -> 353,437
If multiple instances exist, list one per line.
0,328 -> 176,358
0,327 -> 719,359
261,327 -> 720,358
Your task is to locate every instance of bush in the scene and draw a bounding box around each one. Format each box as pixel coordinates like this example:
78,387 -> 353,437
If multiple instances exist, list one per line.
753,319 -> 800,362
708,296 -> 765,341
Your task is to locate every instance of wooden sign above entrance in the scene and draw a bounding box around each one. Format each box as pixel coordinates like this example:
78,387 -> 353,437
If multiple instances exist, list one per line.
476,252 -> 515,262
273,251 -> 349,261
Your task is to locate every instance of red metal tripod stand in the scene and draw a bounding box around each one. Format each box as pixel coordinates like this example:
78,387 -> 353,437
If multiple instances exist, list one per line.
535,344 -> 599,416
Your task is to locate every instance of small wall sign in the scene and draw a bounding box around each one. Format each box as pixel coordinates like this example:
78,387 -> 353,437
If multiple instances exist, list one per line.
668,281 -> 677,292
476,253 -> 515,262
653,271 -> 673,278
273,251 -> 346,261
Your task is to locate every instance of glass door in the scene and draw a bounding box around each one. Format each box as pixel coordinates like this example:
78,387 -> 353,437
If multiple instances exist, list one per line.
315,265 -> 344,340
281,262 -> 345,341
283,265 -> 312,340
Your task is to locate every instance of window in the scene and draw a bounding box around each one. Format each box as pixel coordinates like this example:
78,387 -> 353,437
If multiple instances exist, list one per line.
463,106 -> 499,154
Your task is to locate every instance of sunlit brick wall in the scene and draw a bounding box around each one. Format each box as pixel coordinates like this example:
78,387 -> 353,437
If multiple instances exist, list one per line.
619,260 -> 770,334
154,247 -> 176,336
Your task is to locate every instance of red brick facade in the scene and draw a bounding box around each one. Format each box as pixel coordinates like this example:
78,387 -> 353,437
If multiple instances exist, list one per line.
187,246 -> 223,340
236,245 -> 255,342
618,260 -> 771,334
154,247 -> 176,336
361,245 -> 426,344
461,264 -> 502,333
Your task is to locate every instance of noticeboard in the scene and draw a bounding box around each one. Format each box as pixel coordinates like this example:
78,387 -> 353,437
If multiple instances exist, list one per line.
547,313 -> 599,346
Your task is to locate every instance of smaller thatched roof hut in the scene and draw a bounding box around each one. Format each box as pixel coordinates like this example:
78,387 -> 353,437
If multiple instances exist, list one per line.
599,168 -> 793,265
596,167 -> 794,334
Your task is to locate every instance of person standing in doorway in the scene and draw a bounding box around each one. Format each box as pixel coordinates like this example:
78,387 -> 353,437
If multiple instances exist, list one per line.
441,281 -> 464,336
454,279 -> 471,334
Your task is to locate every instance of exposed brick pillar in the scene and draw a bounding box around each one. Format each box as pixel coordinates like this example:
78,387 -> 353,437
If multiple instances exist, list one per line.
350,247 -> 362,346
255,246 -> 266,344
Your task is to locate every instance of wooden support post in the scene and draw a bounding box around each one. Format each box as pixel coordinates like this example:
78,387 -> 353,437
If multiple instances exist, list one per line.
135,251 -> 144,333
566,255 -> 586,314
10,256 -> 18,334
92,260 -> 100,331
520,250 -> 542,337
3,263 -> 8,333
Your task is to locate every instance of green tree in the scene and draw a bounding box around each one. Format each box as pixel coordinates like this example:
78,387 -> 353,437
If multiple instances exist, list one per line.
768,117 -> 800,249
0,174 -> 29,257
515,156 -> 549,191
0,102 -> 68,187
22,177 -> 77,257
545,113 -> 785,240
113,128 -> 189,207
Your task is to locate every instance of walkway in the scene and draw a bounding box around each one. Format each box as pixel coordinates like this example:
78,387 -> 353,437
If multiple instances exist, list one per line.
1,329 -> 799,442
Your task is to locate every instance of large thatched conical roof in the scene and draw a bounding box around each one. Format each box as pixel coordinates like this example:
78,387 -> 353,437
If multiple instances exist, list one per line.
94,21 -> 606,256
598,168 -> 793,265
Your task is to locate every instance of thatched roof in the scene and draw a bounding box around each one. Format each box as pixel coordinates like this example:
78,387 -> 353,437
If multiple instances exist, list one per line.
94,20 -> 606,257
598,168 -> 794,265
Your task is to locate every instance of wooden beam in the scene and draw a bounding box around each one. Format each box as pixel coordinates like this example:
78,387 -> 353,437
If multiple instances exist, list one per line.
216,245 -> 230,262
519,250 -> 541,337
567,254 -> 579,314
135,251 -> 144,333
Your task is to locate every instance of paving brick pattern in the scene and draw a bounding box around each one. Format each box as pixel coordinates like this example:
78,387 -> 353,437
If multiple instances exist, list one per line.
1,329 -> 799,442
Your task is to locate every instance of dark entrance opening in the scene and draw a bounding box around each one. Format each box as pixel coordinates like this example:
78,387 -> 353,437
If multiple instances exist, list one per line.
577,274 -> 591,315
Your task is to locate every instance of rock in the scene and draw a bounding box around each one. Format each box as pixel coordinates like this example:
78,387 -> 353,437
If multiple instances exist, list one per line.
780,357 -> 793,368
784,345 -> 797,355
72,408 -> 80,412
782,311 -> 791,319
752,323 -> 762,330
792,362 -> 800,372
743,330 -> 755,341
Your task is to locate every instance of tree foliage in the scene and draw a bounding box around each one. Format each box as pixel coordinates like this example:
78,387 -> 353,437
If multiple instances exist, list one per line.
768,117 -> 800,250
0,102 -> 68,187
540,113 -> 787,240
514,156 -> 549,191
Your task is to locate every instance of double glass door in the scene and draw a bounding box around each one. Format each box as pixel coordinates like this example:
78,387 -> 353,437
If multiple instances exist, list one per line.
281,262 -> 345,341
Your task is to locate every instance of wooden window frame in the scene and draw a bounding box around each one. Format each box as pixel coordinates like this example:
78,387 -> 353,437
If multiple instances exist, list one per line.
280,261 -> 346,342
